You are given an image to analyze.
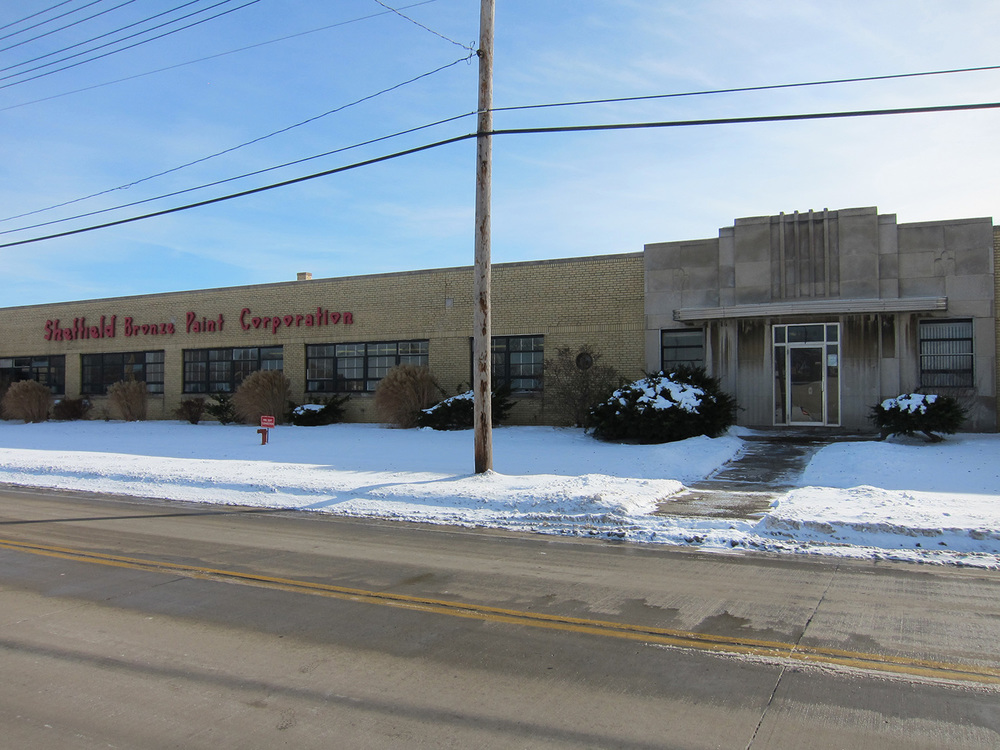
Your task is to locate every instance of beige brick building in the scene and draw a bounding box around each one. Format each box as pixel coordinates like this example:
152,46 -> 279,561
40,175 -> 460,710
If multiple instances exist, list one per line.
2,206 -> 997,432
0,254 -> 646,424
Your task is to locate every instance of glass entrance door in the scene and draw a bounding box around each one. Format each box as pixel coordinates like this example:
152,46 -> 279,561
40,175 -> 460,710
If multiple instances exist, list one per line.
788,346 -> 824,423
773,324 -> 840,426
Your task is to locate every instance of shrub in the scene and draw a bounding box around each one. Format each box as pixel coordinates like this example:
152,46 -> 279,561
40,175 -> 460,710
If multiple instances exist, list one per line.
108,379 -> 148,421
416,385 -> 514,430
1,379 -> 51,423
870,393 -> 966,442
544,345 -> 624,427
205,393 -> 237,424
290,395 -> 350,426
587,366 -> 737,444
175,397 -> 206,425
374,365 -> 440,428
0,376 -> 11,419
52,397 -> 91,421
232,370 -> 291,425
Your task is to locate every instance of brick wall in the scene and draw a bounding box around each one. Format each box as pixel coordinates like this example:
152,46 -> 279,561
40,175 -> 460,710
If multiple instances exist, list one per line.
0,253 -> 645,424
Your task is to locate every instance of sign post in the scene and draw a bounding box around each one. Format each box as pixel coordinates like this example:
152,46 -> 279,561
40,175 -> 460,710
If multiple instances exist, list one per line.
258,415 -> 275,445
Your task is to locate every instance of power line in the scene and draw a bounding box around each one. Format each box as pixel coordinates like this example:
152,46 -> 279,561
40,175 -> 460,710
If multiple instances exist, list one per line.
1,1 -> 221,73
488,101 -> 1000,137
492,64 -> 1000,114
0,0 -> 141,55
1,99 -> 997,250
0,0 -> 261,89
370,0 -> 473,51
0,0 -> 439,111
0,112 -> 475,234
1,54 -> 474,223
0,133 -> 478,249
6,58 -> 986,222
0,1 -> 79,34
0,0 -> 105,41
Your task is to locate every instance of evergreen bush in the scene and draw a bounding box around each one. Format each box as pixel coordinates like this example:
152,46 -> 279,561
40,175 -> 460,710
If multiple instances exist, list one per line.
52,397 -> 91,421
232,370 -> 291,425
175,397 -> 206,425
870,393 -> 966,442
108,379 -> 148,421
374,365 -> 440,428
1,379 -> 51,423
416,385 -> 514,430
290,395 -> 350,426
587,366 -> 737,444
205,393 -> 237,424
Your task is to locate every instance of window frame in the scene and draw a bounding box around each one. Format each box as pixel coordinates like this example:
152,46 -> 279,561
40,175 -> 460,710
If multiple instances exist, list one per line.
660,329 -> 705,372
484,335 -> 544,393
0,355 -> 66,395
919,319 -> 974,388
81,351 -> 164,395
305,340 -> 429,393
183,346 -> 283,394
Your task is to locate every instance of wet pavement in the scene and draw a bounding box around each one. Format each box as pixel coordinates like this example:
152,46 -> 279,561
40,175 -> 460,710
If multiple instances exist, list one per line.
655,429 -> 879,519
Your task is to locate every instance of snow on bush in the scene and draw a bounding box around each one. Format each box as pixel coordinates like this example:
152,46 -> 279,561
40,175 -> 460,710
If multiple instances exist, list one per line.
587,366 -> 737,444
416,387 -> 513,430
870,392 -> 966,442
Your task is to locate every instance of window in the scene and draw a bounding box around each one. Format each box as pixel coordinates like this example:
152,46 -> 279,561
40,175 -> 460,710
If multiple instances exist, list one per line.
919,319 -> 973,388
183,346 -> 282,393
81,351 -> 164,395
0,355 -> 66,394
661,329 -> 704,371
306,341 -> 428,392
491,335 -> 543,392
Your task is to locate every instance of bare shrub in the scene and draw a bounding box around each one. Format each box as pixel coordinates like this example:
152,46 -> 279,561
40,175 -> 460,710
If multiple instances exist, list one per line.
52,397 -> 92,421
232,370 -> 290,425
374,364 -> 440,428
175,397 -> 206,425
108,379 -> 148,421
1,380 -> 51,423
544,345 -> 624,427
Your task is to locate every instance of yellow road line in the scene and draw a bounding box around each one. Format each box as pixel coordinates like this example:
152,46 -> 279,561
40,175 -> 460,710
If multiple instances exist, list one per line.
2,536 -> 998,686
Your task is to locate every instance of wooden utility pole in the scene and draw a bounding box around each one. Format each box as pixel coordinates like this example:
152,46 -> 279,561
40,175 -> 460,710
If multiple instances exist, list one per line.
473,0 -> 494,474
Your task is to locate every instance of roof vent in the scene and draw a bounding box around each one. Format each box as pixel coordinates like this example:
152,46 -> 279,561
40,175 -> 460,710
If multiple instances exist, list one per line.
297,272 -> 313,281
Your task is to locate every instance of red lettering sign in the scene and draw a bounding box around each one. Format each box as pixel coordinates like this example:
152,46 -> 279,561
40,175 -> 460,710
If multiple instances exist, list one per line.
43,306 -> 352,341
239,307 -> 353,334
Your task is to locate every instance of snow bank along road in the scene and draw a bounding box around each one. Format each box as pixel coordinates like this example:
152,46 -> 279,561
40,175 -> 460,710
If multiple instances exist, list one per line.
0,421 -> 997,568
1,486 -> 999,749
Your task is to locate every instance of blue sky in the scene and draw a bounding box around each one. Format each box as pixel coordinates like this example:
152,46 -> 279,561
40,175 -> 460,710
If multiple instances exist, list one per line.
2,0 -> 999,308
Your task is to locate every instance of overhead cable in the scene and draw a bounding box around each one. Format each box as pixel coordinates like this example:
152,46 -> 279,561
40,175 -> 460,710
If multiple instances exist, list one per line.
0,0 -> 439,111
0,0 -> 104,41
0,0 -> 141,55
0,111 -> 475,234
1,54 -> 474,223
370,0 -> 473,51
1,99 -> 998,250
491,64 -> 1000,114
0,0 -> 261,89
1,0 -> 220,72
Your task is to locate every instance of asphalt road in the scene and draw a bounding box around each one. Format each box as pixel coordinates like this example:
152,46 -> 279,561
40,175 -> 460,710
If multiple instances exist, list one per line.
1,485 -> 998,749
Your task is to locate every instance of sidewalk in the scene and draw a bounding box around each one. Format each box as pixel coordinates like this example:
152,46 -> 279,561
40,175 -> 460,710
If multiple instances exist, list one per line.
655,430 -> 878,519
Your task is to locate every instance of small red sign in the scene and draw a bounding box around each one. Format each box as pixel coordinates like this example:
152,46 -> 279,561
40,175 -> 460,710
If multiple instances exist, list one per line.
260,415 -> 276,429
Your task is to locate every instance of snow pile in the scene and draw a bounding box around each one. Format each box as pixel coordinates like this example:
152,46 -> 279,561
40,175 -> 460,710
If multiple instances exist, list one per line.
0,421 -> 997,568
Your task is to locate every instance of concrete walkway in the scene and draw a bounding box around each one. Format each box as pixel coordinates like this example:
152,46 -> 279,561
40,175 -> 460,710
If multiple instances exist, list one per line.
656,430 -> 878,519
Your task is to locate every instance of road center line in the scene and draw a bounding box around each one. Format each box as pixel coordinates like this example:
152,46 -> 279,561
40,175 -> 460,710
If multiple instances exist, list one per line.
3,536 -> 998,686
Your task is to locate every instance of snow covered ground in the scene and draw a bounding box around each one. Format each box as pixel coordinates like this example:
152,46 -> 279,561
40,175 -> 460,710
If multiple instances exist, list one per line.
0,420 -> 997,569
